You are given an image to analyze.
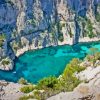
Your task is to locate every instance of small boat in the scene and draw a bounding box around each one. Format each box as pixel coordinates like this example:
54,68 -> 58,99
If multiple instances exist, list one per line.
13,71 -> 16,74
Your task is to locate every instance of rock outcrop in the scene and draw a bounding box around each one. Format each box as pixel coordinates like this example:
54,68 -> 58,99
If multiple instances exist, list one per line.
47,66 -> 100,100
0,80 -> 24,100
0,57 -> 14,71
0,0 -> 100,70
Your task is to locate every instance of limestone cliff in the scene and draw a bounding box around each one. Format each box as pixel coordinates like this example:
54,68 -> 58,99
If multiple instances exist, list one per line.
0,0 -> 100,70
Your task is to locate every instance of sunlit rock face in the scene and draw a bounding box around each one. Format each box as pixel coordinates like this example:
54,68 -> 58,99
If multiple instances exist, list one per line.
0,0 -> 100,70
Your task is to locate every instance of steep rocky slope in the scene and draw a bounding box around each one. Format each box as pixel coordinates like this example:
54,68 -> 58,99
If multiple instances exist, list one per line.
47,66 -> 100,100
0,0 -> 100,70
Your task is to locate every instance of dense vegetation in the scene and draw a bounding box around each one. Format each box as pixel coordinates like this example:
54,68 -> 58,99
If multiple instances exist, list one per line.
20,85 -> 35,93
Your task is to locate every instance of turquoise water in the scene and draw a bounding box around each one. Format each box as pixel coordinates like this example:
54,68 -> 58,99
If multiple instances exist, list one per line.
0,41 -> 100,83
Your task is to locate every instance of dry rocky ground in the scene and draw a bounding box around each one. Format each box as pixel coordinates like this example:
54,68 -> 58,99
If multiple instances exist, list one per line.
0,81 -> 24,100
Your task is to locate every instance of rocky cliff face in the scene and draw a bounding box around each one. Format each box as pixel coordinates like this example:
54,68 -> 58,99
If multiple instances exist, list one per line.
0,0 -> 100,70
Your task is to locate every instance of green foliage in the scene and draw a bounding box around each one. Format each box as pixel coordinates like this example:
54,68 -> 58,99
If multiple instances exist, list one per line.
20,85 -> 34,93
0,34 -> 5,40
37,76 -> 58,89
33,90 -> 42,100
19,95 -> 34,100
2,60 -> 10,65
86,48 -> 100,65
0,34 -> 6,47
95,12 -> 100,22
57,22 -> 64,42
27,19 -> 36,27
35,76 -> 71,99
94,52 -> 100,60
58,33 -> 64,42
61,23 -> 66,27
88,48 -> 99,56
86,19 -> 95,38
13,43 -> 18,52
62,58 -> 85,91
69,31 -> 73,38
77,17 -> 96,38
63,58 -> 85,79
63,76 -> 80,91
18,78 -> 27,85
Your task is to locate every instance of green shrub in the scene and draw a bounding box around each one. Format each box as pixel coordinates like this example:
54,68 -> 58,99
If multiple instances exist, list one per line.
33,90 -> 42,100
63,58 -> 85,78
88,48 -> 99,56
54,79 -> 67,91
69,31 -> 73,37
86,19 -> 94,38
61,58 -> 85,91
95,12 -> 100,22
19,95 -> 34,100
2,60 -> 10,65
0,34 -> 6,40
37,76 -> 58,89
86,48 -> 100,65
18,78 -> 27,85
20,85 -> 34,93
94,52 -> 100,60
64,75 -> 81,91
58,33 -> 64,42
0,34 -> 6,47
